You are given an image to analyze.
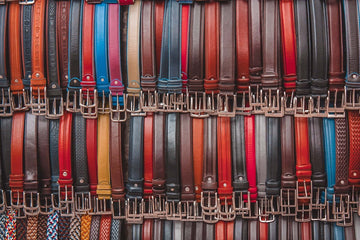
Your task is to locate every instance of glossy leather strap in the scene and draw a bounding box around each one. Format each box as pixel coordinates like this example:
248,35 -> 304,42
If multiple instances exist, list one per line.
183,222 -> 195,240
281,116 -> 296,189
164,221 -> 173,240
255,115 -> 267,198
152,113 -> 166,197
153,220 -> 163,240
24,112 -> 38,192
193,118 -> 204,201
1,117 -> 12,190
348,111 -> 360,188
344,224 -> 355,240
49,119 -> 59,193
215,221 -> 226,240
248,220 -> 259,240
86,119 -> 98,196
143,114 -> 154,199
181,4 -> 190,92
195,222 -> 204,240
266,117 -> 281,196
279,217 -> 288,240
38,117 -> 51,196
234,217 -> 247,240
0,4 -> 7,93
323,118 -> 336,201
333,224 -> 345,240
155,1 -> 165,75
312,221 -> 320,239
245,115 -> 257,202
21,4 -> 32,90
173,221 -> 184,240
142,219 -> 153,240
300,222 -> 312,240
202,116 -> 217,192
119,0 -> 135,5
249,0 -> 262,86
259,221 -> 268,240
204,223 -> 215,240
334,118 -> 349,194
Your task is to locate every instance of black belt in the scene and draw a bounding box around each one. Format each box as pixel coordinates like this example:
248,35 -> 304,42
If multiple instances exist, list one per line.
322,222 -> 331,240
37,116 -> 51,197
266,117 -> 281,196
153,219 -> 163,239
0,5 -> 8,95
164,220 -> 173,240
0,117 -> 11,191
49,119 -> 60,193
309,0 -> 329,96
234,217 -> 247,240
166,113 -> 180,201
294,0 -> 311,96
21,5 -> 32,90
126,116 -> 144,199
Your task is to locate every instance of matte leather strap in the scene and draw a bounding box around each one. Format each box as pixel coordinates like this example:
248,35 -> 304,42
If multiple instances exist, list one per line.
334,118 -> 349,194
21,5 -> 32,90
234,217 -> 247,240
153,220 -> 163,240
235,0 -> 250,93
180,113 -> 195,201
49,119 -> 60,193
202,116 -> 217,192
326,0 -> 345,90
249,0 -> 262,86
266,117 -> 281,196
164,221 -> 173,240
181,5 -> 190,93
279,0 -> 297,92
142,219 -> 153,240
344,224 -> 355,240
267,217 -> 277,240
343,0 -> 360,87
245,115 -> 257,202
248,220 -> 259,240
308,118 -> 326,188
0,4 -> 7,94
294,0 -> 311,95
255,115 -> 267,198
195,222 -> 204,240
348,111 -> 360,188
312,221 -> 319,239
355,214 -> 360,240
301,222 -> 312,240
166,113 -> 181,201
279,217 -> 288,240
215,221 -> 226,240
152,113 -> 166,197
144,114 -> 154,199
231,116 -> 249,194
322,222 -> 331,240
333,224 -> 345,240
308,0 -> 329,96
155,1 -> 165,75
126,116 -> 144,199
323,118 -> 336,200
204,223 -> 215,240
0,117 -> 12,190
193,118 -> 204,201
99,215 -> 111,240
281,116 -> 296,189
259,221 -> 268,240
173,221 -> 184,240
86,119 -> 97,196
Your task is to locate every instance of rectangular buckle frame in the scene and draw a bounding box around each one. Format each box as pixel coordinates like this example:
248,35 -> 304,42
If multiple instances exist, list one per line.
56,185 -> 75,217
141,90 -> 158,112
9,190 -> 26,218
66,90 -> 81,113
293,96 -> 312,117
39,194 -> 53,215
109,92 -> 127,122
216,93 -> 236,117
165,200 -> 185,220
79,89 -> 98,119
262,89 -> 284,117
19,0 -> 35,4
345,86 -> 360,109
295,180 -> 313,222
142,197 -> 155,219
235,87 -> 253,115
29,86 -> 47,115
157,92 -> 188,112
23,191 -> 40,216
183,201 -> 202,221
98,91 -> 110,115
74,192 -> 92,214
200,192 -> 218,223
250,85 -> 265,114
0,88 -> 13,116
242,201 -> 259,219
232,191 -> 251,215
11,90 -> 29,112
46,94 -> 64,119
189,92 -> 209,118
309,95 -> 328,117
311,187 -> 327,221
327,90 -> 345,118
153,195 -> 166,219
91,197 -> 112,215
111,198 -> 126,219
258,198 -> 275,223
217,196 -> 236,221
126,198 -> 143,224
126,94 -> 146,116
280,188 -> 296,216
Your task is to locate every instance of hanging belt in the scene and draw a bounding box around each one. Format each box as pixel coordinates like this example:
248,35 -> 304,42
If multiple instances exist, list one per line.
89,215 -> 100,239
142,219 -> 153,240
132,224 -> 142,240
193,118 -> 204,202
249,0 -> 262,87
236,0 -> 250,93
163,221 -> 172,240
58,216 -> 71,239
21,4 -> 32,92
348,111 -> 360,188
259,221 -> 268,240
110,218 -> 122,239
66,0 -> 83,112
49,120 -> 60,194
279,0 -> 297,93
334,118 -> 349,194
155,1 -> 164,76
183,222 -> 195,240
333,224 -> 345,239
181,4 -> 190,93
0,117 -> 11,201
119,0 -> 134,4
294,0 -> 310,96
153,220 -> 163,240
256,115 -> 267,199
98,215 -> 111,240
345,223 -> 355,240
244,115 -> 257,203
143,113 -> 154,214
86,118 -> 97,199
16,217 -> 26,239
172,221 -> 184,240
323,118 -> 336,203
80,214 -> 91,240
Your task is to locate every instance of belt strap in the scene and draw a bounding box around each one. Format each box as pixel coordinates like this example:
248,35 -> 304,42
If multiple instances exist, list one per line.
348,111 -> 360,188
344,224 -> 355,240
334,118 -> 349,194
5,210 -> 16,239
308,118 -> 326,188
46,210 -> 59,239
188,2 -> 204,93
326,0 -> 345,90
193,118 -> 204,201
97,113 -> 111,199
21,5 -> 32,90
27,216 -> 38,240
195,222 -> 203,240
333,224 -> 345,240
204,1 -> 219,93
259,221 -> 268,240
255,115 -> 267,198
322,222 -> 331,240
266,117 -> 281,196
312,220 -> 320,239
58,216 -> 71,240
281,116 -> 296,189
153,220 -> 163,240
234,217 -> 247,240
279,217 -> 287,240
202,116 -> 217,192
80,214 -> 91,240
309,0 -> 329,96
164,221 -> 172,240
215,221 -> 225,240
231,116 -> 249,194
142,219 -> 153,240
49,119 -> 60,193
245,115 -> 257,202
86,119 -> 97,196
261,0 -> 281,89
144,114 -> 154,199
126,116 -> 144,199
0,4 -> 8,94
89,215 -> 100,240
17,217 -> 26,240
205,223 -> 215,240
39,216 -> 48,239
9,112 -> 25,201
166,113 -> 180,201
279,0 -> 297,92
235,0 -> 250,93
218,0 -> 235,93
38,117 -> 51,197
132,224 -> 142,240
119,0 -> 134,5
248,220 -> 258,240
184,222 -> 195,240
323,118 -> 336,200
0,117 -> 12,191
180,113 -> 195,201
249,0 -> 262,86
181,5 -> 190,93
99,215 -> 111,240
294,0 -> 311,95
110,219 -> 122,240
155,1 -> 165,75
355,214 -> 360,240
301,222 -> 311,240
343,0 -> 360,87
69,215 -> 81,240
152,113 -> 166,197
173,221 -> 184,240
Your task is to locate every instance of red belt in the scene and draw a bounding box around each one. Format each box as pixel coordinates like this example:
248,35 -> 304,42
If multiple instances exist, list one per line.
86,119 -> 98,196
144,113 -> 154,198
215,221 -> 234,240
193,118 -> 204,202
348,110 -> 360,188
181,4 -> 190,93
245,115 -> 257,202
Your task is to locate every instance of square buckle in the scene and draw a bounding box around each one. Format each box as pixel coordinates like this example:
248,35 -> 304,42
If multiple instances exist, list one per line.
109,92 -> 127,122
56,185 -> 75,217
153,195 -> 166,219
23,191 -> 40,216
188,92 -> 209,118
98,91 -> 110,115
46,95 -> 64,119
345,86 -> 360,109
295,181 -> 313,222
217,93 -> 236,117
183,201 -> 202,221
331,194 -> 351,220
142,197 -> 155,219
262,89 -> 284,117
157,92 -> 188,112
39,194 -> 53,215
9,190 -> 26,218
66,90 -> 81,113
29,87 -> 47,116
293,96 -> 312,118
0,88 -> 13,116
79,89 -> 98,119
91,197 -> 112,215
200,192 -> 218,223
217,196 -> 236,221
111,198 -> 126,219
235,87 -> 253,115
327,90 -> 345,118
258,198 -> 275,223
250,85 -> 265,114
126,198 -> 143,224
309,95 -> 328,117
74,192 -> 92,214
126,94 -> 146,116
311,187 -> 327,221
280,188 -> 296,216
165,200 -> 185,220
242,201 -> 259,219
232,191 -> 251,215
11,90 -> 29,112
141,90 -> 158,112
284,91 -> 296,115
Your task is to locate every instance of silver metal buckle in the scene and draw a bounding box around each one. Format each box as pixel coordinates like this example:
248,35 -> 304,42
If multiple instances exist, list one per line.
232,191 -> 251,215
0,88 -> 13,116
335,206 -> 353,227
142,197 -> 155,219
74,192 -> 92,214
200,192 -> 218,223
345,86 -> 360,109
23,191 -> 40,216
0,190 -> 6,214
258,198 -> 275,223
66,90 -> 81,113
165,200 -> 185,220
327,90 -> 345,118
203,92 -> 217,115
46,95 -> 64,119
153,195 -> 166,219
92,197 -> 112,215
79,89 -> 98,119
56,186 -> 75,217
11,90 -> 29,112
126,198 -> 143,224
284,91 -> 296,115
29,86 -> 47,115
126,94 -> 146,116
217,196 -> 236,221
250,85 -> 265,114
267,195 -> 281,215
311,187 -> 327,221
235,87 -> 253,115
325,200 -> 342,222
111,198 -> 126,219
332,194 -> 351,220
293,96 -> 312,117
157,92 -> 188,112
217,93 -> 236,117
109,92 -> 127,122
19,0 -> 35,5
263,89 -> 284,117
9,191 -> 26,218
242,201 -> 259,219
349,186 -> 359,213
280,188 -> 296,216
188,92 -> 209,118
295,180 -> 313,222
184,201 -> 202,221
98,91 -> 110,115
39,194 -> 53,215
141,90 -> 158,112
309,95 -> 328,117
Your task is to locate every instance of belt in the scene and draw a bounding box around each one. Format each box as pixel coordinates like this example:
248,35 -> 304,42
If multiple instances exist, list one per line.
195,222 -> 204,240
30,0 -> 47,114
153,220 -> 163,240
69,216 -> 81,240
155,1 -> 165,76
58,216 -> 71,239
279,0 -> 297,93
308,118 -> 326,188
110,219 -> 122,240
290,217 -> 299,239
248,220 -> 258,240
343,0 -> 360,88
180,114 -> 195,201
355,214 -> 360,239
163,221 -> 172,239
326,0 -> 345,91
173,221 -> 184,240
309,0 -> 329,96
266,117 -> 281,196
279,217 -> 287,239
49,120 -> 60,193
86,119 -> 97,197
323,118 -> 336,201
261,0 -> 281,89
312,220 -> 320,239
333,224 -> 345,239
345,223 -> 355,240
21,4 -> 32,91
334,118 -> 349,194
259,221 -> 268,240
249,0 -> 262,86
46,0 -> 63,117
184,222 -> 195,240
119,0 -> 134,5
268,217 -> 278,240
132,224 -> 142,240
348,111 -> 360,188
215,221 -> 229,240
98,215 -> 111,240
144,114 -> 154,199
235,0 -> 250,93
17,217 -> 27,240
181,4 -> 190,93
80,214 -> 91,240
322,222 -> 331,239
142,219 -> 153,240
0,3 -> 8,112
234,217 -> 247,240
27,216 -> 38,239
193,118 -> 204,201
218,0 -> 235,93
256,115 -> 267,198
188,2 -> 204,93
294,0 -> 311,96
245,115 -> 257,202
203,1 -> 219,94
47,210 -> 60,239
89,215 -> 100,240
301,222 -> 312,240
0,117 -> 11,192
205,223 -> 215,240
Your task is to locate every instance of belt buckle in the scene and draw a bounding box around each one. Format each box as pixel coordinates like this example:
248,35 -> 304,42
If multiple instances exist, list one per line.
250,85 -> 265,114
200,192 -> 218,223
39,194 -> 53,215
258,198 -> 275,223
309,95 -> 328,117
92,197 -> 112,215
335,206 -> 353,227
189,92 -> 210,118
126,94 -> 146,116
126,198 -> 143,224
184,201 -> 202,221
56,185 -> 75,217
332,194 -> 350,220
327,90 -> 345,118
19,0 -> 35,4
295,180 -> 313,222
142,197 -> 155,219
98,90 -> 110,115
141,90 -> 158,112
111,198 -> 126,219
79,89 -> 98,119
74,192 -> 92,214
46,94 -> 64,119
29,86 -> 47,116
165,200 -> 185,220
9,190 -> 26,218
293,96 -> 312,118
23,191 -> 40,216
284,91 -> 296,115
11,89 -> 29,112
345,85 -> 360,109
235,87 -> 253,115
157,92 -> 187,112
242,200 -> 259,219
66,90 -> 81,113
349,186 -> 359,213
233,191 -> 251,215
280,188 -> 296,216
153,195 -> 166,219
0,88 -> 13,116
263,89 -> 284,117
0,190 -> 6,214
109,92 -> 127,122
311,187 -> 327,221
217,196 -> 236,221
217,93 -> 236,117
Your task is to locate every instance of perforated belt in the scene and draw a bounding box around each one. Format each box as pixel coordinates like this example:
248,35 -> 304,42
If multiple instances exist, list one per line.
334,118 -> 349,194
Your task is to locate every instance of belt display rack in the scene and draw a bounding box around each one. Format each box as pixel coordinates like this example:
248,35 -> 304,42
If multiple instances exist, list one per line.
0,0 -> 360,239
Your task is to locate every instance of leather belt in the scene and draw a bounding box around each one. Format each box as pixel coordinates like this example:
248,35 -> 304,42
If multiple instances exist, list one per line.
355,214 -> 360,240
0,117 -> 12,191
301,222 -> 312,240
193,118 -> 204,201
261,0 -> 281,89
132,224 -> 141,240
326,0 -> 345,91
119,0 -> 134,5
308,118 -> 326,188
126,116 -> 144,199
0,3 -> 8,107
155,1 -> 164,76
235,0 -> 250,93
256,115 -> 267,198
144,113 -> 154,199
333,224 -> 345,239
181,4 -> 190,93
142,219 -> 153,240
234,217 -> 247,240
348,111 -> 360,188
218,0 -> 235,93
163,221 -> 172,240
323,118 -> 336,201
281,116 -> 296,190
152,113 -> 166,198
184,222 -> 195,240
279,0 -> 297,93
245,115 -> 257,202
345,223 -> 356,240
173,221 -> 184,240
249,0 -> 262,86
21,4 -> 33,91
188,2 -> 204,93
205,223 -> 215,240
204,1 -> 219,93
153,220 -> 163,240
248,220 -> 258,240
312,220 -> 319,239
180,114 -> 195,201
49,120 -> 60,193
334,118 -> 349,194
266,117 -> 281,196
195,222 -> 203,239
99,215 -> 111,240
322,222 -> 331,239
309,0 -> 329,96
86,119 -> 97,197
294,0 -> 310,95
259,221 -> 268,240
166,113 -> 181,201
343,0 -> 360,88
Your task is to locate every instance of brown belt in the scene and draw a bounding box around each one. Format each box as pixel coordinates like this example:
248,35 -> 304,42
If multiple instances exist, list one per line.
152,113 -> 166,197
281,116 -> 296,189
155,1 -> 165,75
348,111 -> 360,188
334,117 -> 349,193
193,118 -> 204,201
142,219 -> 154,240
249,0 -> 262,86
144,113 -> 154,199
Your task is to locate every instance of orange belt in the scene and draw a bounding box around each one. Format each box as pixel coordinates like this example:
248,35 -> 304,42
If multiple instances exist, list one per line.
348,110 -> 360,188
144,113 -> 154,198
193,118 -> 204,202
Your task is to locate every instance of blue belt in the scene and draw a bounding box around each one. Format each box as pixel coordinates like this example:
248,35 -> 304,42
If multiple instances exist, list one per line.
0,5 -> 8,91
323,118 -> 336,202
333,223 -> 345,240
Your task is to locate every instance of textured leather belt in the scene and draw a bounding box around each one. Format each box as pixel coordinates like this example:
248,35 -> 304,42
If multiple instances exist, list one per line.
266,117 -> 281,196
348,111 -> 360,188
21,4 -> 32,91
86,118 -> 98,199
249,0 -> 262,86
279,0 -> 297,93
181,4 -> 190,93
308,0 -> 328,96
49,119 -> 60,194
334,118 -> 349,194
256,115 -> 267,199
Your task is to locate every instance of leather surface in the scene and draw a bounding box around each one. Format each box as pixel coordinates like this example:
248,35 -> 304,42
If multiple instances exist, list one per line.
348,111 -> 360,188
163,220 -> 173,240
0,4 -> 7,89
87,119 -> 98,196
279,217 -> 288,240
152,113 -> 166,197
332,224 -> 345,240
193,118 -> 204,201
312,221 -> 320,239
301,222 -> 312,240
153,220 -> 163,240
259,221 -> 268,240
256,115 -> 267,198
234,217 -> 247,240
266,117 -> 281,196
184,222 -> 195,240
334,118 -> 349,193
21,5 -> 33,89
323,118 -> 336,201
181,5 -> 190,92
24,112 -> 38,192
205,223 -> 215,240
281,116 -> 296,189
249,0 -> 262,86
215,221 -> 225,240
248,220 -> 259,240
142,219 -> 153,240
344,224 -> 355,240
144,114 -> 154,199
202,116 -> 217,192
37,116 -> 51,196
173,221 -> 184,240
155,1 -> 165,75
1,117 -> 12,190
245,115 -> 257,202
97,114 -> 111,199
